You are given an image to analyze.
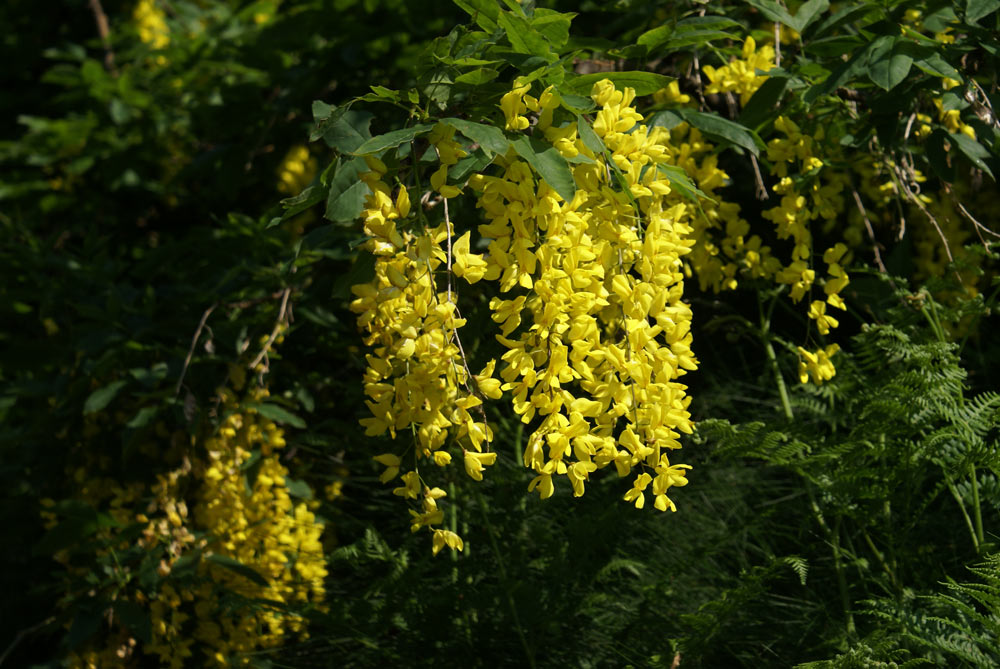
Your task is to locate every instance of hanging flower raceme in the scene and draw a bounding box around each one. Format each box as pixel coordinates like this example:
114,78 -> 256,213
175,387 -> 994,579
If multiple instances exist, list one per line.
349,79 -> 703,554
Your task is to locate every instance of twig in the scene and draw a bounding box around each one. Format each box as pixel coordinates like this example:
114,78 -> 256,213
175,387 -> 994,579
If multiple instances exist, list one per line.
442,198 -> 490,437
952,195 -> 1000,250
891,163 -> 953,265
773,22 -> 781,67
174,302 -> 218,397
88,0 -> 118,75
444,198 -> 454,304
852,189 -> 890,277
751,154 -> 769,200
248,287 -> 291,371
0,617 -> 56,667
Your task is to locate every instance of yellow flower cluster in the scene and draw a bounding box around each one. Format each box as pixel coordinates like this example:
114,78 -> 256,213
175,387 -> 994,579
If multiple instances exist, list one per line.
134,0 -> 170,50
277,144 -> 318,196
351,79 -> 697,539
350,138 -> 494,550
703,37 -> 776,105
54,369 -> 326,667
481,80 -> 697,510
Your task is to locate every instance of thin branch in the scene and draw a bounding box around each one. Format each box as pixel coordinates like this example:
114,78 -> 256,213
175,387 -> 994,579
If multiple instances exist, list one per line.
248,287 -> 292,371
773,22 -> 781,67
444,197 -> 454,304
952,195 -> 1000,250
88,0 -> 118,75
852,189 -> 890,277
0,617 -> 56,667
174,302 -> 218,397
751,154 -> 769,200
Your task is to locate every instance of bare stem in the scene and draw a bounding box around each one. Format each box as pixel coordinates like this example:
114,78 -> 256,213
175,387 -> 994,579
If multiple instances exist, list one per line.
248,287 -> 291,371
88,0 -> 117,75
175,302 -> 218,397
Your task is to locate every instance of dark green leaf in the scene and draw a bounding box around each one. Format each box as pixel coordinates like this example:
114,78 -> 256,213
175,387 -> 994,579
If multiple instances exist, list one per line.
454,68 -> 500,85
511,135 -> 576,202
803,44 -> 872,104
115,601 -> 152,645
648,111 -> 685,130
531,9 -> 574,48
443,118 -> 511,157
251,402 -> 307,429
560,72 -> 674,97
576,114 -> 605,155
352,124 -> 434,155
967,0 -> 1000,24
927,129 -> 956,183
656,164 -> 716,204
914,54 -> 962,81
677,110 -> 763,156
318,110 -> 373,153
453,0 -> 500,31
950,133 -> 996,179
206,554 -> 271,587
498,12 -> 554,60
739,77 -> 790,129
326,181 -> 369,223
867,37 -> 914,91
280,184 -> 327,223
125,406 -> 157,429
285,478 -> 313,499
83,380 -> 127,414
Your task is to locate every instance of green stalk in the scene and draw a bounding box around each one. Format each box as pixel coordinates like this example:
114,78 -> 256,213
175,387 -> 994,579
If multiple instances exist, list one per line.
970,464 -> 985,552
759,294 -> 793,420
477,491 -> 536,669
944,474 -> 980,553
807,485 -> 855,637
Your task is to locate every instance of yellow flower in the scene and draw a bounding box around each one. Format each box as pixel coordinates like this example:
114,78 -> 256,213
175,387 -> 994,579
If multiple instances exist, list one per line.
373,453 -> 401,482
432,529 -> 464,555
392,471 -> 421,499
463,450 -> 498,481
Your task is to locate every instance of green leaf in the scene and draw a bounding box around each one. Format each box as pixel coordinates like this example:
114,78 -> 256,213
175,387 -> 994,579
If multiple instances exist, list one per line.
641,16 -> 742,52
531,9 -> 574,48
325,181 -> 368,223
656,164 -> 716,204
206,554 -> 271,587
83,380 -> 127,414
285,478 -> 314,499
442,118 -> 510,157
677,110 -> 763,156
280,184 -> 327,222
803,44 -> 872,104
325,157 -> 370,223
949,133 -> 996,180
739,77 -> 790,129
511,135 -> 576,202
115,601 -> 152,645
967,0 -> 1000,24
745,0 -> 829,32
498,12 -> 554,61
867,37 -> 914,91
560,71 -> 674,97
317,109 -> 373,153
648,110 -> 685,130
927,129 -> 956,183
352,124 -> 434,155
914,54 -> 962,81
454,67 -> 500,85
251,402 -> 307,429
125,406 -> 157,429
575,114 -> 605,154
453,0 -> 500,31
